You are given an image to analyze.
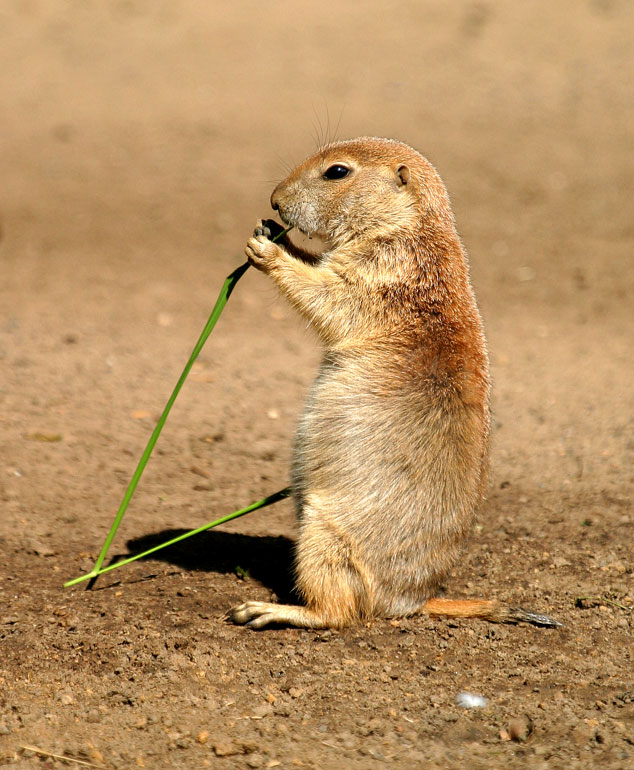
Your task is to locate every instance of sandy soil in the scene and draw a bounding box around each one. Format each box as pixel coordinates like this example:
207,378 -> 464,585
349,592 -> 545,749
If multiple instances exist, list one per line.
1,1 -> 633,768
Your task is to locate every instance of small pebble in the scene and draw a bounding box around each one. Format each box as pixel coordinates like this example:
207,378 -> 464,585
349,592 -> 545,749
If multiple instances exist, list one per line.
193,481 -> 214,491
130,409 -> 151,420
508,716 -> 532,742
455,691 -> 488,709
213,741 -> 239,757
29,541 -> 57,557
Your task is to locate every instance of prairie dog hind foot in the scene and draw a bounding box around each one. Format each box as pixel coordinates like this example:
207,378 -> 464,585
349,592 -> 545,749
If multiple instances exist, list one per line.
228,601 -> 334,630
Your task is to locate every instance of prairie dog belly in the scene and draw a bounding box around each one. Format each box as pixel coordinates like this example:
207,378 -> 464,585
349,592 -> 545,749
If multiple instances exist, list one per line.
290,355 -> 482,608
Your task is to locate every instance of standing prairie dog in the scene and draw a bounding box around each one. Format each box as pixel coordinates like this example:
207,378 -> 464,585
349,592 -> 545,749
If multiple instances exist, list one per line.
230,137 -> 559,630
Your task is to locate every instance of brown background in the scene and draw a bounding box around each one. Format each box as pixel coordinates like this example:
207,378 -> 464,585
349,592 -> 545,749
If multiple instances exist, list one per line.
1,1 -> 633,768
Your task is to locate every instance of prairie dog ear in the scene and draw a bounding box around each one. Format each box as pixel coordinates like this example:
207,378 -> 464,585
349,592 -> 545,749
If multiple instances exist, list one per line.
396,164 -> 410,187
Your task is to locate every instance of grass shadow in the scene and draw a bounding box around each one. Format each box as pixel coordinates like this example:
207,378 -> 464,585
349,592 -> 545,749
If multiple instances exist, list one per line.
124,529 -> 298,603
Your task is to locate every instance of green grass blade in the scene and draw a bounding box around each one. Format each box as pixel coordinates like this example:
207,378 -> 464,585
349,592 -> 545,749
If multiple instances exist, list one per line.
64,226 -> 292,590
63,487 -> 290,588
89,261 -> 250,578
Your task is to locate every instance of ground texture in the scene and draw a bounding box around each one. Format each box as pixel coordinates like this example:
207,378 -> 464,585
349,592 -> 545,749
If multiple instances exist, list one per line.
1,1 -> 633,768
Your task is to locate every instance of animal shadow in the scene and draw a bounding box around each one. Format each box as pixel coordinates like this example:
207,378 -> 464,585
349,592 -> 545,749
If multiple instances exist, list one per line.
125,529 -> 297,603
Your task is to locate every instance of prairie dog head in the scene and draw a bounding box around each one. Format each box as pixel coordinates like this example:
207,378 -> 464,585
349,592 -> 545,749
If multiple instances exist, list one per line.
270,137 -> 453,247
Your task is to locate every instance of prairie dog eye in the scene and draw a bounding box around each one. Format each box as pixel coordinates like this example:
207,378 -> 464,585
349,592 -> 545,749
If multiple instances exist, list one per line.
323,164 -> 351,180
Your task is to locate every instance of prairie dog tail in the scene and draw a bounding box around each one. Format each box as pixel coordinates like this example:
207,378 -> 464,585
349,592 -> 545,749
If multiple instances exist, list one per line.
423,598 -> 562,628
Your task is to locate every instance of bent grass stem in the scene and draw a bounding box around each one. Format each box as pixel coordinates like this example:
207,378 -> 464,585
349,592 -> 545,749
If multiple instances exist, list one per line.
64,228 -> 292,589
63,487 -> 290,587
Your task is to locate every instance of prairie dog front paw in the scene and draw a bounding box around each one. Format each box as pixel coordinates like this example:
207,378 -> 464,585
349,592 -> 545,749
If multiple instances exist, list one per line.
254,218 -> 286,241
245,219 -> 285,272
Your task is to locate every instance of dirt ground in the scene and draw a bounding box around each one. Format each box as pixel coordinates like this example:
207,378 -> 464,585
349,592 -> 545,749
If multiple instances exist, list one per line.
1,1 -> 633,768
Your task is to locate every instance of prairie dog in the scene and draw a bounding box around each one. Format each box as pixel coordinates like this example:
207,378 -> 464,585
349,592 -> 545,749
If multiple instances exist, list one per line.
230,137 -> 559,630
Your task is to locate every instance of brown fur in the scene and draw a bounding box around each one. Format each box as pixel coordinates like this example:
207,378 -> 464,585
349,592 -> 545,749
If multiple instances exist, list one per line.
229,137 -> 559,630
